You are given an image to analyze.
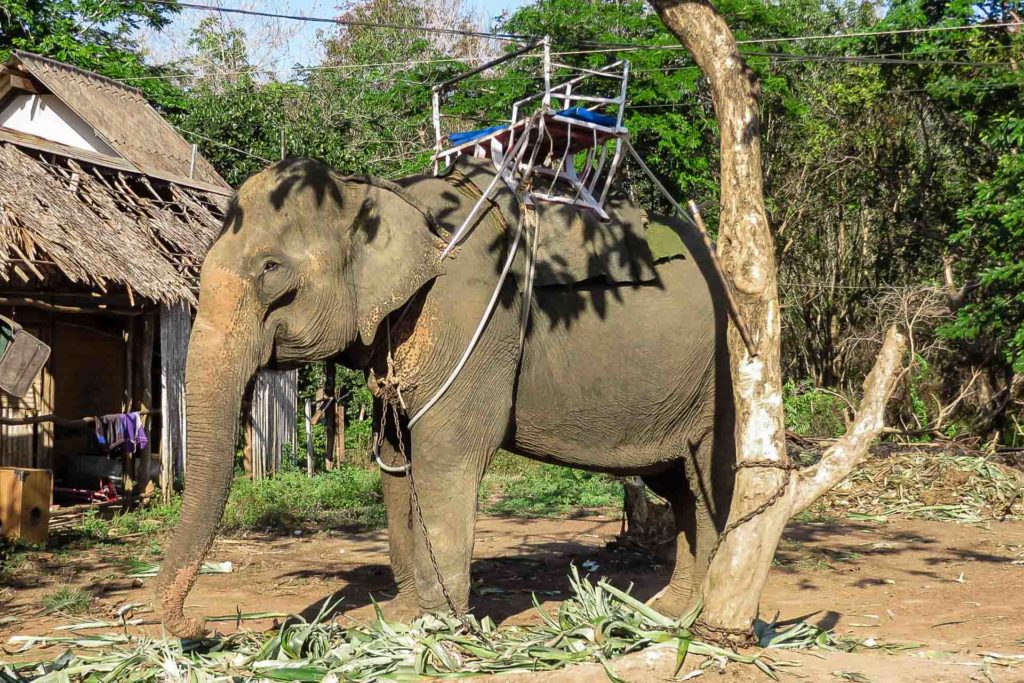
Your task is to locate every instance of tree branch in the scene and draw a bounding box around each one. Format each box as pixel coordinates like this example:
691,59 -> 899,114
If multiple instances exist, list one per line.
791,325 -> 907,512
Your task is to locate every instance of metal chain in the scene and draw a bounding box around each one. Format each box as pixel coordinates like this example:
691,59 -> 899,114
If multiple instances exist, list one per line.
706,462 -> 795,565
379,399 -> 463,619
692,620 -> 758,649
695,458 -> 800,647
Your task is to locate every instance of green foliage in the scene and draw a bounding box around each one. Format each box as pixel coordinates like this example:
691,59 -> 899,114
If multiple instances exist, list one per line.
109,497 -> 182,536
942,113 -> 1024,373
344,419 -> 374,454
78,509 -> 111,540
0,0 -> 185,108
221,465 -> 384,531
40,585 -> 91,615
783,380 -> 847,438
908,354 -> 931,428
483,453 -> 623,517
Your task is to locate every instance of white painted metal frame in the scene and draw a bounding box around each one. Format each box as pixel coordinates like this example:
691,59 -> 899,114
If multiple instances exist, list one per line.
430,36 -> 631,221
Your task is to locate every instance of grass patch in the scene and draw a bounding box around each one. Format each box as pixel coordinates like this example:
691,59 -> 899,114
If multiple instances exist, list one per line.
221,465 -> 384,532
52,454 -> 624,543
483,452 -> 623,517
40,586 -> 91,615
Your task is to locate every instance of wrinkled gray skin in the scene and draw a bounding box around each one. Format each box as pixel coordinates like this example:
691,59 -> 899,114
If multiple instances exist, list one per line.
156,158 -> 734,638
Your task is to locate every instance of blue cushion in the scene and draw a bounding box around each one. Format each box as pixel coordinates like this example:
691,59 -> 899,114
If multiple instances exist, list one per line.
555,106 -> 618,128
449,125 -> 507,146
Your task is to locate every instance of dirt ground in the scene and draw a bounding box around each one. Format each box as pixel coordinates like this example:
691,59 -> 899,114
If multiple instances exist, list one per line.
3,513 -> 1024,682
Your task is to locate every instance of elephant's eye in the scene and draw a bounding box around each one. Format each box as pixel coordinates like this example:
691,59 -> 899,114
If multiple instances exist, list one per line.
263,260 -> 280,273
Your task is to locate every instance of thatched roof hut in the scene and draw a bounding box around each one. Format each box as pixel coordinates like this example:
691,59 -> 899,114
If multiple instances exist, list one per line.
0,50 -> 229,304
0,52 -> 295,514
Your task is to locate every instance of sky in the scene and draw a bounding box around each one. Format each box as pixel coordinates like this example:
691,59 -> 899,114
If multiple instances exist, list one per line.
142,0 -> 530,77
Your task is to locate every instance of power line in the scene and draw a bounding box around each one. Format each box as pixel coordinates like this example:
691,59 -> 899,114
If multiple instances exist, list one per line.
565,19 -> 1023,52
117,53 -> 520,82
736,19 -> 1023,45
117,46 -> 1022,85
173,125 -> 273,163
746,51 -> 1018,68
141,0 -> 1022,55
142,0 -> 528,42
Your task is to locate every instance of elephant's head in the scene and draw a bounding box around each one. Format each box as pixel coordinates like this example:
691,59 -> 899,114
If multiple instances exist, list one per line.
156,159 -> 443,638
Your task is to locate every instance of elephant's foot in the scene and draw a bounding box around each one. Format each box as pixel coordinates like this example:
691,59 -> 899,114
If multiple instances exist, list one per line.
646,584 -> 699,620
346,592 -> 420,624
376,592 -> 421,623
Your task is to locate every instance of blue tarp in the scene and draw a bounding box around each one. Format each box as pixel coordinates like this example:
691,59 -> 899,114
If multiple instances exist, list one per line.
449,125 -> 507,146
448,107 -> 620,148
555,106 -> 618,128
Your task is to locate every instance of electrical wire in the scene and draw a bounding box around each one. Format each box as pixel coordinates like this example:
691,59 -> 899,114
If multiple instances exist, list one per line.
146,0 -> 1022,47
142,0 -> 529,42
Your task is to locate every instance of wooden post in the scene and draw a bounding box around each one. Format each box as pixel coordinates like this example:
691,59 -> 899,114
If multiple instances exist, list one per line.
324,362 -> 338,470
336,394 -> 345,467
121,319 -> 135,495
241,386 -> 254,479
304,399 -> 314,477
132,312 -> 156,499
159,302 -> 191,501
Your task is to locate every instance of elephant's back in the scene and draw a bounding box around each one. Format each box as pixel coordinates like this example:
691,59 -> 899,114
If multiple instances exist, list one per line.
511,236 -> 724,471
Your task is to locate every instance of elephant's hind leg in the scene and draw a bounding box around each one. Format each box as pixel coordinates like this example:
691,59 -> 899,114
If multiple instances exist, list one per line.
643,468 -> 700,618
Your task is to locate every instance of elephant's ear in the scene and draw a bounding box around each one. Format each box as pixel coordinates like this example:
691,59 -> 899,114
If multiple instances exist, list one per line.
348,183 -> 445,345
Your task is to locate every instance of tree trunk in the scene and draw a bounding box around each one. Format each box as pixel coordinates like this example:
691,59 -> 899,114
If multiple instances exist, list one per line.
649,0 -> 907,642
622,476 -> 649,533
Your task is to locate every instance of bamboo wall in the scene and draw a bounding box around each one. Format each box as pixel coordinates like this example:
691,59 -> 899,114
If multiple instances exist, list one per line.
159,302 -> 189,498
250,369 -> 298,479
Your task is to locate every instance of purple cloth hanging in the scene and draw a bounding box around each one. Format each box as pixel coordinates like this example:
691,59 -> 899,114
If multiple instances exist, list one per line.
120,413 -> 136,454
132,412 -> 148,451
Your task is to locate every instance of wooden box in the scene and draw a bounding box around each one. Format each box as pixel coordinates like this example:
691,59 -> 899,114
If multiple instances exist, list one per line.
0,467 -> 52,544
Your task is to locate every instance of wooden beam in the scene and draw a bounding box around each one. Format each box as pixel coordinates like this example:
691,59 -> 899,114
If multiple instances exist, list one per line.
0,297 -> 144,316
121,321 -> 135,495
9,74 -> 41,94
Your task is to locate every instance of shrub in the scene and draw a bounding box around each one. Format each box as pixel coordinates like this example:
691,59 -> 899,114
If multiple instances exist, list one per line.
41,586 -> 91,614
783,380 -> 848,438
221,465 -> 383,531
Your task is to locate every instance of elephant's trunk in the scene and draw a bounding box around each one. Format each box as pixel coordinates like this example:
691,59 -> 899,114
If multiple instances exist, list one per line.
156,271 -> 264,638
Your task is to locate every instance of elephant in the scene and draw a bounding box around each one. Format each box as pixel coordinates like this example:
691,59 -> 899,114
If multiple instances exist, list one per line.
156,156 -> 735,639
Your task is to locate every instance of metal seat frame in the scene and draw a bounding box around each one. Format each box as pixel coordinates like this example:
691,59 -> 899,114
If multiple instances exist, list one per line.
431,37 -> 630,221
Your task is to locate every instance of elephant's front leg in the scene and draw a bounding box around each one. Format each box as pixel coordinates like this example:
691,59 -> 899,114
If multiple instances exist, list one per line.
406,442 -> 488,614
380,459 -> 420,621
405,404 -> 501,614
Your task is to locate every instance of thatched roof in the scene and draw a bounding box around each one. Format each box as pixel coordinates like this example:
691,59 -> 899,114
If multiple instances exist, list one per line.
2,51 -> 228,190
0,141 -> 226,305
0,53 -> 231,305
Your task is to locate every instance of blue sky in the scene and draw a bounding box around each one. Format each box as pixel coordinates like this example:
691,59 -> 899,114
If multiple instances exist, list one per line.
145,0 -> 530,74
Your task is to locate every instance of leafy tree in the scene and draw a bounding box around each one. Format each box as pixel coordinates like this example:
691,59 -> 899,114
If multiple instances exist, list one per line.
0,0 -> 184,108
944,114 -> 1024,373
